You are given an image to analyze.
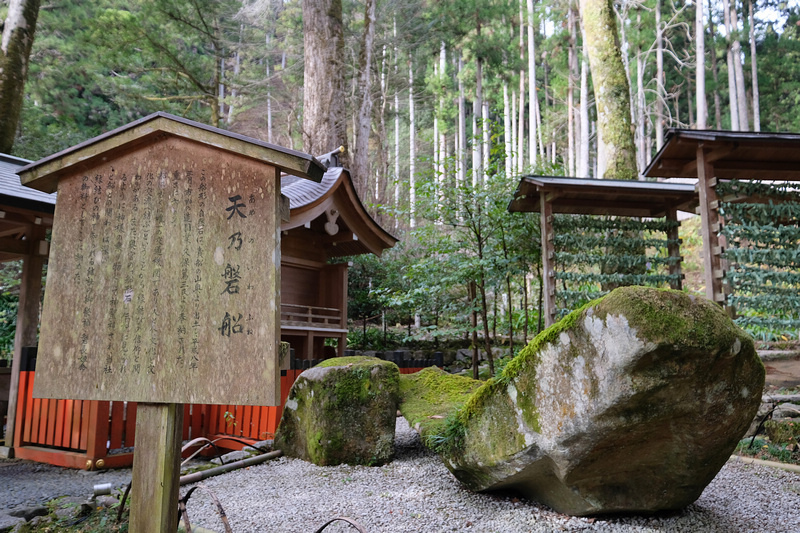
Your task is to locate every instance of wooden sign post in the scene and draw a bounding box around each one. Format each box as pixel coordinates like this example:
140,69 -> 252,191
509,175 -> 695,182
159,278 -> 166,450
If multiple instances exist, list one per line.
17,113 -> 323,532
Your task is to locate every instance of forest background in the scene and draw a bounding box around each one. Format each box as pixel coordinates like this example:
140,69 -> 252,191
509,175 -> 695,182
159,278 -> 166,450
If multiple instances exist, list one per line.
1,0 -> 800,362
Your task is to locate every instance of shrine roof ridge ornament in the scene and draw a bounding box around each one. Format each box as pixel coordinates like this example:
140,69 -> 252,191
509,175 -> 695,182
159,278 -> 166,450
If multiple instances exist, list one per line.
15,112 -> 326,192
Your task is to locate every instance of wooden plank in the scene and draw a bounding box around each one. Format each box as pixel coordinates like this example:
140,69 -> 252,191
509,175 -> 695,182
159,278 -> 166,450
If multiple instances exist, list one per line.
45,398 -> 58,446
54,400 -> 66,450
129,403 -> 184,533
666,208 -> 682,290
257,406 -> 269,440
4,225 -> 46,450
30,396 -> 42,444
540,191 -> 556,327
70,400 -> 82,449
191,404 -> 203,441
207,404 -> 220,436
86,402 -> 110,466
125,402 -> 137,448
235,405 -> 244,436
243,405 -> 254,439
61,400 -> 74,448
109,402 -> 125,450
79,401 -> 91,451
14,371 -> 31,448
697,147 -> 725,305
182,405 -> 191,440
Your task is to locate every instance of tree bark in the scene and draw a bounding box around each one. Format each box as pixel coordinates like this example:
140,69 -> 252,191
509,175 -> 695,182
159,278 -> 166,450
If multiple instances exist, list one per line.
579,23 -> 590,177
527,0 -> 537,167
457,53 -> 466,188
0,0 -> 41,153
696,0 -> 707,129
655,0 -> 665,150
722,0 -> 740,130
708,0 -> 723,129
352,0 -> 377,196
567,7 -> 577,177
302,0 -> 348,163
729,0 -> 749,131
409,59 -> 416,227
748,0 -> 760,132
580,0 -> 637,180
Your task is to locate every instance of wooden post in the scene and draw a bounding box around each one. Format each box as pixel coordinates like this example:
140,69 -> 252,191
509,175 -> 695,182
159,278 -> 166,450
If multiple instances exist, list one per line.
540,191 -> 556,327
4,226 -> 46,454
129,403 -> 184,533
697,146 -> 725,305
666,208 -> 683,291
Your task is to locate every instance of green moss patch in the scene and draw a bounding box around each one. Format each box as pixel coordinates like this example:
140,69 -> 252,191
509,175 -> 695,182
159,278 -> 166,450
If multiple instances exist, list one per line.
317,355 -> 385,369
398,367 -> 482,444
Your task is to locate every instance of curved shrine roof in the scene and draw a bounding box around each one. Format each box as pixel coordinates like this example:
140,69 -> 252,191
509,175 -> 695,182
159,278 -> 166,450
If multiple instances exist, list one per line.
281,167 -> 397,257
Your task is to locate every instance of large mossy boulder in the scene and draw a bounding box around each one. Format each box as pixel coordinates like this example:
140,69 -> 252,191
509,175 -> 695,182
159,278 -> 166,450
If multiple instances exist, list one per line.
402,287 -> 765,516
274,356 -> 399,466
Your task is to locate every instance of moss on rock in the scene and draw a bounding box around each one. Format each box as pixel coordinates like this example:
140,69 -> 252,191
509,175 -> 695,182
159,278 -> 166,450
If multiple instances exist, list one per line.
275,356 -> 399,466
398,367 -> 482,451
408,286 -> 765,516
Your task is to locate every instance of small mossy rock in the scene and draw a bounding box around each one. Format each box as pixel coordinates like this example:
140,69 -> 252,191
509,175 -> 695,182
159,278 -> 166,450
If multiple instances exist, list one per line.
764,419 -> 800,444
398,366 -> 483,449
274,356 -> 399,466
437,287 -> 764,516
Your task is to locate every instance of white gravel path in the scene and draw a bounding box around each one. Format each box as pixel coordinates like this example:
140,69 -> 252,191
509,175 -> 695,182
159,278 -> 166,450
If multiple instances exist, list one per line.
182,418 -> 800,533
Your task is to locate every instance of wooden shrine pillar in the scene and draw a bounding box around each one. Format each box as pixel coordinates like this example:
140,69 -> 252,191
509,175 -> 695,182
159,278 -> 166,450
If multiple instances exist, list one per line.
696,146 -> 726,305
540,191 -> 556,328
4,225 -> 47,455
666,208 -> 683,291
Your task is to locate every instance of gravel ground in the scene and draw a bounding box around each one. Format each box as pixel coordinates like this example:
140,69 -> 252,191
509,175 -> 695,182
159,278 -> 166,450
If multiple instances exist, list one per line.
3,418 -> 800,532
182,418 -> 800,533
0,459 -> 132,511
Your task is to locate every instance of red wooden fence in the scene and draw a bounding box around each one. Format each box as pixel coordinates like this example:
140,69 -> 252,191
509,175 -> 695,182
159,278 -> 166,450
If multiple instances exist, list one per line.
13,366 -> 429,469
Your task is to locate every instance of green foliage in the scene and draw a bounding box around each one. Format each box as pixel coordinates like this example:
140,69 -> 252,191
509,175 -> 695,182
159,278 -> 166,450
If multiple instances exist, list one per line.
736,437 -> 800,465
346,327 -> 404,351
719,180 -> 800,339
551,214 -> 682,313
0,294 -> 19,362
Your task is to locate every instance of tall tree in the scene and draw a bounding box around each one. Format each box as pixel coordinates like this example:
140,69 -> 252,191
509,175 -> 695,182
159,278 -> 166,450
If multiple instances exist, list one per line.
302,0 -> 349,161
352,0 -> 377,194
580,0 -> 637,179
696,0 -> 707,129
0,0 -> 40,153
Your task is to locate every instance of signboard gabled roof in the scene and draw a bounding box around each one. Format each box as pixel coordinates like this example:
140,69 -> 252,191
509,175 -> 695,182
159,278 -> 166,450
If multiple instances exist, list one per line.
17,112 -> 326,193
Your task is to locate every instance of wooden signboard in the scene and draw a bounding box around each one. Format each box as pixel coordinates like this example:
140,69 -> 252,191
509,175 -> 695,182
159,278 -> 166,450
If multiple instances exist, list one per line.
34,137 -> 284,406
19,113 -> 323,532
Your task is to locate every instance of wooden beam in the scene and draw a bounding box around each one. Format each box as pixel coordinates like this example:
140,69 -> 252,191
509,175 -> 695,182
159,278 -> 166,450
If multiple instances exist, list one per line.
4,225 -> 46,453
697,147 -> 725,305
129,403 -> 184,533
540,191 -> 556,328
666,208 -> 682,291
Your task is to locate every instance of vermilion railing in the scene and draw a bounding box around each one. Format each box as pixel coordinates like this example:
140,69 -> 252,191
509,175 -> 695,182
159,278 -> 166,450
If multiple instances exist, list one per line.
13,364 -> 433,469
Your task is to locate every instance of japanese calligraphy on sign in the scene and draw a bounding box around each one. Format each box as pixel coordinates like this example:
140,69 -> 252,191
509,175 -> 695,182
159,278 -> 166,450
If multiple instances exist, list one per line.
32,138 -> 283,405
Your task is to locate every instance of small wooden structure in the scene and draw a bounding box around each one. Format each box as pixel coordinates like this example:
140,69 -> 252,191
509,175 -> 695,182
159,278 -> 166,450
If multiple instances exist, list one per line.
280,167 -> 397,363
509,175 -> 697,327
0,153 -> 55,458
644,129 -> 800,308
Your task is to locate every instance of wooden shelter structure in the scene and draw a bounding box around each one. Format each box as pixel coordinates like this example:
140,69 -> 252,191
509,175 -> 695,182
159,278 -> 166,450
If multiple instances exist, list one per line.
644,129 -> 800,308
0,153 -> 55,458
280,167 -> 397,364
509,175 -> 698,327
